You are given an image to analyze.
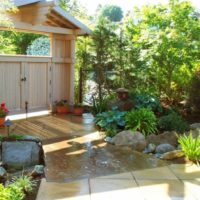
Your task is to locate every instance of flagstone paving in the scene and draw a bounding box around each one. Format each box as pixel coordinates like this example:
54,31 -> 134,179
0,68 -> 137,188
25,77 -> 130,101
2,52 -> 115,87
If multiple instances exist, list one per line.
1,114 -> 199,200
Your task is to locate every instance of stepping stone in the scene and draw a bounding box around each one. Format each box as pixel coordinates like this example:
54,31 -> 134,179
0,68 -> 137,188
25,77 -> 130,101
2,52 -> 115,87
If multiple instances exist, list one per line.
36,178 -> 90,200
169,164 -> 200,180
137,179 -> 196,200
132,166 -> 178,180
90,178 -> 143,200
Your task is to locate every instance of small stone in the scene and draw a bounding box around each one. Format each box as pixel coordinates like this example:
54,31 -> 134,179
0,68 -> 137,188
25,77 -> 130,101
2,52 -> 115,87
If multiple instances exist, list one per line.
104,137 -> 113,144
190,123 -> 200,130
186,129 -> 200,139
160,150 -> 185,160
143,143 -> 156,154
31,165 -> 44,177
155,143 -> 175,154
0,167 -> 7,178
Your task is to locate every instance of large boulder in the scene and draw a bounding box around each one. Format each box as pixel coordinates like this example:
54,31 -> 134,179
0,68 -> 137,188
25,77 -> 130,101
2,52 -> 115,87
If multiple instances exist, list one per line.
147,131 -> 178,147
111,130 -> 146,152
155,143 -> 175,154
2,141 -> 41,169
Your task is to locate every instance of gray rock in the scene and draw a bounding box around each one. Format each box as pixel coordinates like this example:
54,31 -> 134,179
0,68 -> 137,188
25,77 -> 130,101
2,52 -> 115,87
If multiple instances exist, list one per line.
190,123 -> 200,130
31,165 -> 44,177
0,167 -> 7,178
144,143 -> 156,154
160,150 -> 184,160
147,131 -> 178,147
2,141 -> 40,169
104,137 -> 113,144
156,143 -> 175,154
111,130 -> 147,152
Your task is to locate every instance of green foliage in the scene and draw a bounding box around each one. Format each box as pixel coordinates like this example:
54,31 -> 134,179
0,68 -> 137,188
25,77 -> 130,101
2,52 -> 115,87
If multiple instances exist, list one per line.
178,133 -> 200,163
189,68 -> 200,112
0,183 -> 25,200
124,0 -> 200,101
0,31 -> 43,55
95,107 -> 126,137
11,175 -> 36,194
8,134 -> 24,140
0,0 -> 17,27
125,108 -> 157,136
27,37 -> 50,56
91,96 -> 108,115
98,4 -> 123,22
158,111 -> 189,133
130,92 -> 162,113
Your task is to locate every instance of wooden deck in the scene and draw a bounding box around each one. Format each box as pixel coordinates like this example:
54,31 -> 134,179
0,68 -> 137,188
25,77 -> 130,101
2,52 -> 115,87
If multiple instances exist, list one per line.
0,114 -> 95,140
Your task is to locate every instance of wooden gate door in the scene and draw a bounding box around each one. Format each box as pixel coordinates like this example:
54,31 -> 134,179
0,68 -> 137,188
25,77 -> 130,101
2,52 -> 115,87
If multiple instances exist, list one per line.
0,62 -> 21,111
23,62 -> 49,110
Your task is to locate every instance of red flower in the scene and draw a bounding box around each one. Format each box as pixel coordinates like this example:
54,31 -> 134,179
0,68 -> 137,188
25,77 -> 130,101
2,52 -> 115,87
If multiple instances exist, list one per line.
1,102 -> 6,108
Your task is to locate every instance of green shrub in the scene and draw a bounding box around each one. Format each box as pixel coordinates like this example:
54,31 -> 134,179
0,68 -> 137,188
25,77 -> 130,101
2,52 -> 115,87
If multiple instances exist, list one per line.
27,37 -> 50,56
91,96 -> 109,115
95,107 -> 126,137
0,183 -> 25,200
130,92 -> 162,113
158,112 -> 189,133
11,175 -> 36,193
178,133 -> 200,163
125,108 -> 157,137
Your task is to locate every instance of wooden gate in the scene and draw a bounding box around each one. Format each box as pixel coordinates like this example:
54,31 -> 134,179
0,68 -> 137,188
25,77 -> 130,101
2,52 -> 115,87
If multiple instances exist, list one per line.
0,34 -> 75,113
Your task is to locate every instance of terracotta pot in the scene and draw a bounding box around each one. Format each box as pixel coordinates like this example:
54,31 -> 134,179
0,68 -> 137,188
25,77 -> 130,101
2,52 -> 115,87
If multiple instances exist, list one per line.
73,107 -> 84,115
56,106 -> 68,114
0,117 -> 5,127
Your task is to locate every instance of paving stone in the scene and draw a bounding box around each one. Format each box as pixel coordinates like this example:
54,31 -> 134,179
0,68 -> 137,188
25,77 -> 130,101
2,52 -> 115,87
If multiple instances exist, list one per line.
169,164 -> 200,180
90,178 -> 143,200
183,180 -> 200,200
133,166 -> 178,180
137,180 -> 196,200
36,178 -> 90,200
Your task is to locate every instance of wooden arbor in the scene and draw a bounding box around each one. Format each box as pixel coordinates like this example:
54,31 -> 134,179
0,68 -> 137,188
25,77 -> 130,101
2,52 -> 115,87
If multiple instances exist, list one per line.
0,0 -> 91,113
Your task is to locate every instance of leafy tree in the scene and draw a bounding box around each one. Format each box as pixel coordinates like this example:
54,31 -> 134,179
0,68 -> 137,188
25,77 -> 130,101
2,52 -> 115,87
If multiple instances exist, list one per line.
125,0 -> 200,101
0,0 -> 17,27
98,4 -> 123,22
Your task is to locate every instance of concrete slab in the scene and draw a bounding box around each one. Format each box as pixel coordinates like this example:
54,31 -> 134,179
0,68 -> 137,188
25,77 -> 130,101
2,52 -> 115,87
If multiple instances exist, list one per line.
169,164 -> 200,180
90,178 -> 143,200
36,179 -> 90,200
133,166 -> 178,180
183,179 -> 200,200
137,180 -> 196,200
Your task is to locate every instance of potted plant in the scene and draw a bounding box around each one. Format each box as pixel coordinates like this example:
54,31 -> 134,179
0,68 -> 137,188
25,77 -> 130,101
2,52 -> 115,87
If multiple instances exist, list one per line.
73,103 -> 84,115
54,100 -> 69,114
0,102 -> 9,126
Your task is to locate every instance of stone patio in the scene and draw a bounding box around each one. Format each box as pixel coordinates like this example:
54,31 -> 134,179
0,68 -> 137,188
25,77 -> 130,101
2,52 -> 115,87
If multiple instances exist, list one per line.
1,114 -> 199,199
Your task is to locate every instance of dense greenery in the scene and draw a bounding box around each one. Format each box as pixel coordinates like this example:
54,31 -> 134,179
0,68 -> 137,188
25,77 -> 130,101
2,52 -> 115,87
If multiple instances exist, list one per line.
130,92 -> 162,113
158,111 -> 189,133
125,108 -> 157,136
178,133 -> 200,163
95,107 -> 126,137
0,175 -> 36,200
